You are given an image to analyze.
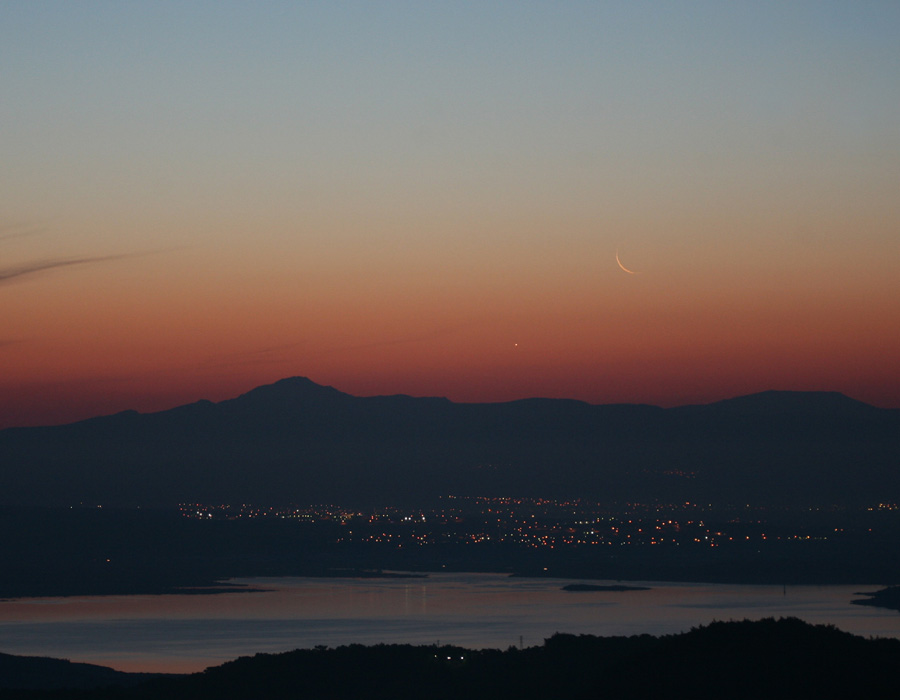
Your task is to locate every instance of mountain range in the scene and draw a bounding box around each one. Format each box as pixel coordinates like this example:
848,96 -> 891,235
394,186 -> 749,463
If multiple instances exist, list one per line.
1,377 -> 898,508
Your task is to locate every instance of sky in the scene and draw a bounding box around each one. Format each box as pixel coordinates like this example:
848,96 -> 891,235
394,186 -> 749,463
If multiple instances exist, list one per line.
2,1 -> 899,428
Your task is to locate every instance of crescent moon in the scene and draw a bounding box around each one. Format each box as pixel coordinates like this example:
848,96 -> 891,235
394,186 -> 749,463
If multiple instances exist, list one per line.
615,249 -> 637,275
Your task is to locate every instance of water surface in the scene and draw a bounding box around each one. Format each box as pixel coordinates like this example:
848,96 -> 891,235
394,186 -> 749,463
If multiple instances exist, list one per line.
0,573 -> 895,673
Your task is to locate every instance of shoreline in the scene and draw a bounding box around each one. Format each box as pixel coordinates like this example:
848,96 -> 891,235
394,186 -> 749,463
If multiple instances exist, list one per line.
851,586 -> 900,613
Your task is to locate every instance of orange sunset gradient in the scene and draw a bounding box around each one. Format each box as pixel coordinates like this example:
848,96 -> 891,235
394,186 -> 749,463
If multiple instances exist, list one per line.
2,3 -> 899,427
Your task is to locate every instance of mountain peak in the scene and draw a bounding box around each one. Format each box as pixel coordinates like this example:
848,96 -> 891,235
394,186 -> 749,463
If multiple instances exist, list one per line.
229,377 -> 349,405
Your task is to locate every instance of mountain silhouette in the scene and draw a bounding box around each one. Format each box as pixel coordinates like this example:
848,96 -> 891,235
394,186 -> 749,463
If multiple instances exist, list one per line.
1,378 -> 897,508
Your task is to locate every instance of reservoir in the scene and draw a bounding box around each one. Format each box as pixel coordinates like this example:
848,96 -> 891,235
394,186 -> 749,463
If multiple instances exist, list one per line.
0,573 -> 897,673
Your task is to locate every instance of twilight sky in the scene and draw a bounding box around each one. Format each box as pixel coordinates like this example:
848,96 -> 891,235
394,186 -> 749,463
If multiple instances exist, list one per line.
2,1 -> 899,427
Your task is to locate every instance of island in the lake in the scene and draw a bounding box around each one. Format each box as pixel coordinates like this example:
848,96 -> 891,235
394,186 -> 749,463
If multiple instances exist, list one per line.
561,583 -> 651,592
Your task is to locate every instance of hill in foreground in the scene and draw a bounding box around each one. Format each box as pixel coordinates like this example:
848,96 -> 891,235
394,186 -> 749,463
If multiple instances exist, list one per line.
0,652 -> 160,692
2,618 -> 898,699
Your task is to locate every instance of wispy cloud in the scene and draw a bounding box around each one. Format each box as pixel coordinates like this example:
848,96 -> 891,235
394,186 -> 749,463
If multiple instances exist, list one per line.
324,324 -> 480,355
0,253 -> 139,285
200,341 -> 309,370
200,318 -> 499,371
0,223 -> 43,243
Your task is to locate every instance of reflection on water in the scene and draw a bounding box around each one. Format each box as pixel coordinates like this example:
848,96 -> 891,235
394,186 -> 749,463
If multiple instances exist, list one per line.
0,573 -> 896,673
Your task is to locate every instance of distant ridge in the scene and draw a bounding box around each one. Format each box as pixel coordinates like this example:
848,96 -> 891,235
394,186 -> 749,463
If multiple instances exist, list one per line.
685,389 -> 880,415
27,380 -> 889,427
0,377 -> 897,508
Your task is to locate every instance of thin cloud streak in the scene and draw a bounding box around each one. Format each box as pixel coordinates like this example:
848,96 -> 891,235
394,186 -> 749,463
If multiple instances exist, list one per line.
0,248 -> 183,286
0,254 -> 135,284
